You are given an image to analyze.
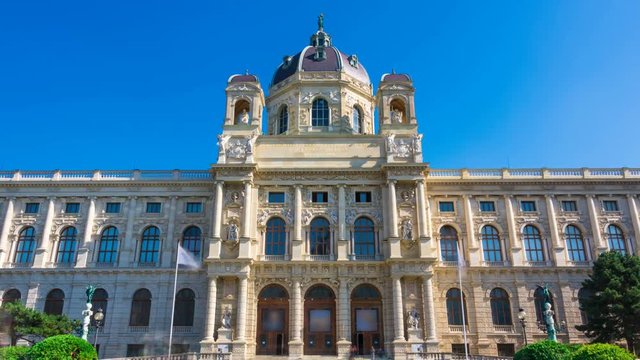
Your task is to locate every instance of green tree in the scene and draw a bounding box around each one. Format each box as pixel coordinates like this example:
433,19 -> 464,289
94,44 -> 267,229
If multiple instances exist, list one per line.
0,301 -> 80,345
575,251 -> 640,354
27,334 -> 97,360
513,340 -> 571,360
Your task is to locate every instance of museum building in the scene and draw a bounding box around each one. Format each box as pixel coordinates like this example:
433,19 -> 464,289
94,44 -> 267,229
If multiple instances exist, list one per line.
0,20 -> 639,359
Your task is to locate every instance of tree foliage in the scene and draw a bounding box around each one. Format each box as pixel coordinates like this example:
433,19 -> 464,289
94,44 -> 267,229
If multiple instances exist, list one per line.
575,251 -> 640,353
0,301 -> 80,345
571,343 -> 635,360
27,334 -> 97,360
0,345 -> 29,360
513,340 -> 571,360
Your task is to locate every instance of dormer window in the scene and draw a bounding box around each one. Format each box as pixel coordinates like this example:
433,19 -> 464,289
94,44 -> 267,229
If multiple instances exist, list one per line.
282,55 -> 292,69
348,54 -> 359,68
314,48 -> 326,60
312,98 -> 329,127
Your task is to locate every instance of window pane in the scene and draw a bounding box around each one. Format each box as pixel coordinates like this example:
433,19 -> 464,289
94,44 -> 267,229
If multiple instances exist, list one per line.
265,218 -> 286,256
182,226 -> 202,258
262,309 -> 285,331
607,225 -> 627,255
268,192 -> 285,203
139,227 -> 160,263
310,218 -> 330,255
15,227 -> 36,264
185,202 -> 202,213
24,203 -> 39,213
278,106 -> 288,134
523,225 -> 544,261
98,227 -> 119,263
439,201 -> 454,212
354,217 -> 375,256
565,225 -> 586,261
561,201 -> 577,212
355,191 -> 371,203
312,192 -> 328,203
146,202 -> 161,213
309,309 -> 331,332
603,200 -> 619,212
479,201 -> 495,212
356,309 -> 378,332
65,203 -> 80,213
57,227 -> 77,264
481,226 -> 502,262
312,99 -> 329,126
105,202 -> 121,213
521,201 -> 536,212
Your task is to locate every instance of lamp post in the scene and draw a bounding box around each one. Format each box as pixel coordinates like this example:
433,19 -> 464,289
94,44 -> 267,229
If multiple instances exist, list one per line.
93,308 -> 104,349
518,308 -> 528,346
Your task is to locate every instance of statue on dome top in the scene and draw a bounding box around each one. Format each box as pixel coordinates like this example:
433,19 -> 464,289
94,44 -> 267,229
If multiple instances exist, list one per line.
318,13 -> 324,31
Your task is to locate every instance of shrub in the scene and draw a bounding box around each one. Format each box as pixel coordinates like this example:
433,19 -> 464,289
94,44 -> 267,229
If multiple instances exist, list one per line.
570,343 -> 635,360
0,346 -> 29,360
514,340 -> 571,360
27,334 -> 97,360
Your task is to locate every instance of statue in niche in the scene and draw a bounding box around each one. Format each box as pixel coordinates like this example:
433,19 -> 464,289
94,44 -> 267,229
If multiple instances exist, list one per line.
385,134 -> 397,154
227,223 -> 239,242
238,109 -> 249,124
402,219 -> 413,240
413,133 -> 423,153
217,134 -> 230,154
406,308 -> 420,329
221,307 -> 232,329
390,107 -> 403,123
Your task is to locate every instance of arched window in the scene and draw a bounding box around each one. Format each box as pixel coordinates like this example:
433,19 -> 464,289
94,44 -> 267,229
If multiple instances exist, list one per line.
2,289 -> 21,305
311,98 -> 329,127
14,227 -> 36,264
139,226 -> 160,264
481,225 -> 502,262
234,99 -> 251,125
490,288 -> 512,325
523,225 -> 545,262
182,226 -> 202,258
352,106 -> 362,134
91,288 -> 108,326
446,288 -> 467,325
351,284 -> 381,300
440,226 -> 460,262
389,98 -> 407,123
129,289 -> 152,326
265,218 -> 286,256
606,225 -> 627,255
310,218 -> 331,255
56,227 -> 77,264
305,285 -> 335,300
259,284 -> 289,299
353,217 -> 375,257
278,106 -> 288,134
97,226 -> 119,264
44,289 -> 65,315
565,225 -> 587,262
577,288 -> 592,325
173,288 -> 195,326
533,287 -> 556,324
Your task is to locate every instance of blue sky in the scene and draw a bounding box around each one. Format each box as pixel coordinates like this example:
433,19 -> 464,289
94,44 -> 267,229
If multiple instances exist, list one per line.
1,0 -> 638,170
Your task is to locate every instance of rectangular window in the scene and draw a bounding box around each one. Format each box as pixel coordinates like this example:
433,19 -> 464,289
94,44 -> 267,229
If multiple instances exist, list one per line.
268,192 -> 285,204
105,202 -> 121,214
146,202 -> 161,213
561,200 -> 577,212
520,201 -> 536,212
126,345 -> 145,357
451,344 -> 470,354
24,203 -> 39,214
185,202 -> 202,213
497,344 -> 515,356
439,201 -> 454,212
603,200 -> 619,212
311,191 -> 328,203
479,201 -> 495,212
64,202 -> 80,214
355,191 -> 372,203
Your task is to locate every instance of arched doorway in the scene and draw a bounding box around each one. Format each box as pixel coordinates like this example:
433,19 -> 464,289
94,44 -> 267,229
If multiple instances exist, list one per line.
257,284 -> 289,356
304,285 -> 336,355
351,284 -> 383,355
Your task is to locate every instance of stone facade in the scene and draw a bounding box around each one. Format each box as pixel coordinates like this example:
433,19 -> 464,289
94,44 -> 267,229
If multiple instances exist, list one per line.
0,20 -> 639,359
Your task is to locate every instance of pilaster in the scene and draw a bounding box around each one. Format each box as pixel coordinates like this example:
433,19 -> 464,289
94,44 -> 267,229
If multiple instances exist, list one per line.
76,197 -> 96,267
626,194 -> 640,255
545,195 -> 566,266
504,195 -> 523,266
120,196 -> 137,265
463,195 -> 480,265
337,184 -> 348,260
291,185 -> 303,261
209,182 -> 224,259
0,198 -> 15,264
586,195 -> 606,252
33,197 -> 55,267
388,181 -> 401,258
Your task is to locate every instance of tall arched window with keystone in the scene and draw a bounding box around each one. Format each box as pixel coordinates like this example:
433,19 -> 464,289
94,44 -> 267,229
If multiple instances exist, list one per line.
44,289 -> 65,315
278,105 -> 288,134
311,98 -> 329,127
265,217 -> 287,256
490,288 -> 512,325
139,226 -> 160,265
565,225 -> 587,262
97,226 -> 119,264
181,226 -> 202,258
173,288 -> 195,326
56,226 -> 78,264
129,288 -> 152,326
353,217 -> 375,258
440,226 -> 460,262
15,227 -> 36,264
352,106 -> 362,134
481,225 -> 502,263
606,224 -> 627,255
446,288 -> 467,325
523,225 -> 545,263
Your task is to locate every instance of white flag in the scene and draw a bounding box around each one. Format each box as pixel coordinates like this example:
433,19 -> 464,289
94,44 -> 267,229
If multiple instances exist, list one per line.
177,244 -> 200,269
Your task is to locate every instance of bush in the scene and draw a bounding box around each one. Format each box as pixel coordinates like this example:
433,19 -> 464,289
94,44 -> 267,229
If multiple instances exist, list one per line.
27,334 -> 97,360
0,346 -> 29,360
514,340 -> 571,360
570,343 -> 635,360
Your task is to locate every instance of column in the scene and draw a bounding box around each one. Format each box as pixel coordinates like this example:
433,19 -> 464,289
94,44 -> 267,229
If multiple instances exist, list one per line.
242,181 -> 252,239
76,197 -> 96,267
236,275 -> 248,341
504,195 -> 522,265
586,195 -> 605,250
463,195 -> 479,265
292,280 -> 302,342
163,196 -> 177,265
203,277 -> 218,340
392,276 -> 405,341
0,198 -> 15,264
545,195 -> 565,265
388,181 -> 398,238
213,182 -> 224,238
291,186 -> 303,261
337,185 -> 348,260
34,197 -> 55,267
422,276 -> 437,342
626,194 -> 640,255
415,180 -> 427,238
338,279 -> 350,340
122,196 -> 137,265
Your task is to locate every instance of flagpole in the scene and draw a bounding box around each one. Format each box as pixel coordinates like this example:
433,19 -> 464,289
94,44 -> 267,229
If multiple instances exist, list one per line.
457,242 -> 469,360
168,242 -> 180,358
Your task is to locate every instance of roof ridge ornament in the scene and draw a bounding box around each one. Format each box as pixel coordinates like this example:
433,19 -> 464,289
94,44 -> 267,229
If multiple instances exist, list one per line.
318,13 -> 324,32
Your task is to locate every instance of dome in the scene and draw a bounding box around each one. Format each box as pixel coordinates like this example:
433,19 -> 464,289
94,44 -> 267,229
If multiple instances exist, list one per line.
380,73 -> 412,83
228,74 -> 259,83
271,17 -> 370,87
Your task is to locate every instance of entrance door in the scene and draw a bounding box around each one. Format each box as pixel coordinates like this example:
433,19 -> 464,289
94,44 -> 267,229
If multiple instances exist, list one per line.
256,285 -> 289,356
351,284 -> 383,355
304,285 -> 336,355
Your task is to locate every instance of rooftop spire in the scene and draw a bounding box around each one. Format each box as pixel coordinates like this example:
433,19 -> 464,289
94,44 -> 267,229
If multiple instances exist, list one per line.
318,13 -> 324,32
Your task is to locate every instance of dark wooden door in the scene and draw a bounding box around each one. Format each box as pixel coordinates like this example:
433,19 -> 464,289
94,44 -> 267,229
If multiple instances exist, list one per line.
257,304 -> 288,355
351,304 -> 383,355
304,300 -> 336,355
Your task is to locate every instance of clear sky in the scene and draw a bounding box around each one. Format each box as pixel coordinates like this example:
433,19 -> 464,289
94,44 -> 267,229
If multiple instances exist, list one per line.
1,0 -> 638,170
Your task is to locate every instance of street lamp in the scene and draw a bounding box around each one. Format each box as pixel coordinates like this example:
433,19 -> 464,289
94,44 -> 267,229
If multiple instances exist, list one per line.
518,308 -> 528,346
93,308 -> 104,349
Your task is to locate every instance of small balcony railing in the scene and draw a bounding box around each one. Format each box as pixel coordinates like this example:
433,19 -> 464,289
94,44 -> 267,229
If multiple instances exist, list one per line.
309,255 -> 332,261
128,326 -> 149,333
492,324 -> 515,333
172,326 -> 193,333
482,261 -> 510,267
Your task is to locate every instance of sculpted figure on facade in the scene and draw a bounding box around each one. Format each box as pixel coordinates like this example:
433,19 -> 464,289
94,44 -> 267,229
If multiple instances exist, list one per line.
402,219 -> 413,240
413,133 -> 423,154
238,109 -> 249,124
217,134 -> 230,155
221,307 -> 232,329
227,223 -> 239,242
385,134 -> 397,155
407,308 -> 420,329
390,107 -> 403,123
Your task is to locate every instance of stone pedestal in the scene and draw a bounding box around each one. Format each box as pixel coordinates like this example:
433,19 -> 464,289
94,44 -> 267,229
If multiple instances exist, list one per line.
407,328 -> 422,342
392,339 -> 407,358
337,339 -> 352,360
288,339 -> 303,359
217,327 -> 233,343
424,339 -> 440,353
